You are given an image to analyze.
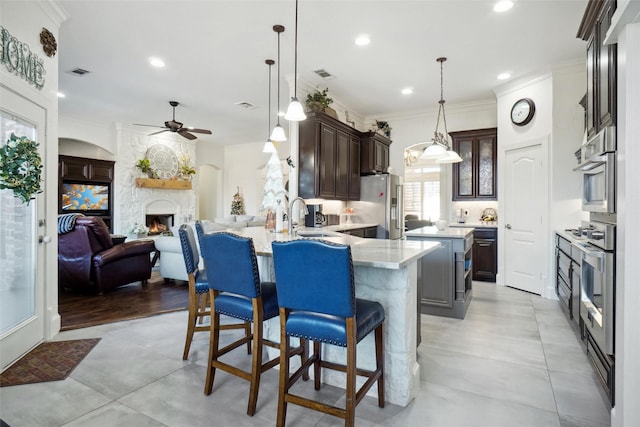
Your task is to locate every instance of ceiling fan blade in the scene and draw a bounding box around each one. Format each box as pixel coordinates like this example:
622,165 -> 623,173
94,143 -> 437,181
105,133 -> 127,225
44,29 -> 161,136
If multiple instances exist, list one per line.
134,123 -> 165,128
185,128 -> 212,134
178,130 -> 197,140
149,129 -> 170,136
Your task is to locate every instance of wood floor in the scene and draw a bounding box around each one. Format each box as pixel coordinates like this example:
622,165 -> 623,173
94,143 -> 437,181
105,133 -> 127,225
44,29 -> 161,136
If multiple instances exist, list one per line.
58,272 -> 189,331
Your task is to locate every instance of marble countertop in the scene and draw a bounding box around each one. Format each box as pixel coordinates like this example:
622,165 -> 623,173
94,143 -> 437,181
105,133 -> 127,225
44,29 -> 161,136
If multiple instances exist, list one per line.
222,226 -> 440,270
449,221 -> 498,228
555,228 -> 587,243
405,225 -> 474,239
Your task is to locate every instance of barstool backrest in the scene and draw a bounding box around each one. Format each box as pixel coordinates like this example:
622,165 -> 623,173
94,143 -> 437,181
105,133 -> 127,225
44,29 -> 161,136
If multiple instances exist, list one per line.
198,231 -> 261,298
178,224 -> 199,275
272,239 -> 355,318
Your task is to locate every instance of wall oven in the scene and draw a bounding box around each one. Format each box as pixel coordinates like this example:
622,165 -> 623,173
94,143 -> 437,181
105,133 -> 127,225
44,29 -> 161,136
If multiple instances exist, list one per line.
574,218 -> 615,402
574,127 -> 616,214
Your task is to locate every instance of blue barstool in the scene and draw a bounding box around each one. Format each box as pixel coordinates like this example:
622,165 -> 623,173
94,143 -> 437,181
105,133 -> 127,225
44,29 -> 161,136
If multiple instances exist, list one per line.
272,239 -> 385,427
197,230 -> 306,416
178,224 -> 212,360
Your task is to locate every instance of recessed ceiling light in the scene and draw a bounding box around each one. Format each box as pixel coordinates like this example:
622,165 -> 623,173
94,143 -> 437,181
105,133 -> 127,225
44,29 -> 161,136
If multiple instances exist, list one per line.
149,57 -> 165,68
57,92 -> 65,98
493,1 -> 513,13
355,34 -> 370,46
401,87 -> 413,95
497,72 -> 511,80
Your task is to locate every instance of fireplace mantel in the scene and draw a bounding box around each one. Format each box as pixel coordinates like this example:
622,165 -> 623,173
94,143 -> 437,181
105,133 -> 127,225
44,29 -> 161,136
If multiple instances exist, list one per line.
135,178 -> 192,190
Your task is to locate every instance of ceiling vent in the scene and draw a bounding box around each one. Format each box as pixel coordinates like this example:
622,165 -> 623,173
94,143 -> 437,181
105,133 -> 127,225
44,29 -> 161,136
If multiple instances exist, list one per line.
314,69 -> 334,79
68,68 -> 91,76
235,101 -> 256,109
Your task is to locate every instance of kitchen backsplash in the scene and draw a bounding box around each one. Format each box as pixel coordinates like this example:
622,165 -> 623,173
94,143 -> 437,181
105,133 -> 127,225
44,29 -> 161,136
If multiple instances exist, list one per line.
450,201 -> 499,223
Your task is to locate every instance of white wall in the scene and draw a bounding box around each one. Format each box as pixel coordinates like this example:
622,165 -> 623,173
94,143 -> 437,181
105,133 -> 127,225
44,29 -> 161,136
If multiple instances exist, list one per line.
494,64 -> 585,297
609,8 -> 640,425
0,1 -> 67,339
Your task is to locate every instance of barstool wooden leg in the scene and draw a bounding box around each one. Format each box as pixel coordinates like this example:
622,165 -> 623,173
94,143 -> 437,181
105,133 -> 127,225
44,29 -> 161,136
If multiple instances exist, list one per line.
204,294 -> 220,395
345,318 -> 357,427
376,323 -> 385,408
247,301 -> 264,416
277,308 -> 291,427
182,283 -> 198,360
313,340 -> 321,390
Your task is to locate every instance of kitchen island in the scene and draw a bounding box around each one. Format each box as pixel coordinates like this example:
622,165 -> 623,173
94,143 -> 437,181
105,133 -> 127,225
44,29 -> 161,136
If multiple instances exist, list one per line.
218,226 -> 440,407
406,225 -> 475,319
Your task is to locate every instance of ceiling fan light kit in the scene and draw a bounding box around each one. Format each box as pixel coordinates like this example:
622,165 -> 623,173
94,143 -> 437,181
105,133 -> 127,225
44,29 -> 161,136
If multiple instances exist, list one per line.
134,101 -> 212,140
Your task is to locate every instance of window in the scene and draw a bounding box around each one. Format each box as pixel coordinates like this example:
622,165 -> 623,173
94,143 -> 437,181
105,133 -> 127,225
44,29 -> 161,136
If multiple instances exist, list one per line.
404,164 -> 441,221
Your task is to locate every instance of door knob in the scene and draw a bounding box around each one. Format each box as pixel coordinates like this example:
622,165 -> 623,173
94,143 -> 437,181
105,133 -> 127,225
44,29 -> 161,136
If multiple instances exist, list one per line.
505,224 -> 512,229
39,235 -> 52,244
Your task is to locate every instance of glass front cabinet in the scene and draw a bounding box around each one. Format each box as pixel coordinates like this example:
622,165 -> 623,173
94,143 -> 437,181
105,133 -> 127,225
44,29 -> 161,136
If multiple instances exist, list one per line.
450,128 -> 497,201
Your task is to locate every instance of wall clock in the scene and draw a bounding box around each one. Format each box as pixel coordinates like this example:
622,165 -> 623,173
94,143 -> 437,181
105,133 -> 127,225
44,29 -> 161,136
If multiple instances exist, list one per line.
510,98 -> 535,126
145,145 -> 178,179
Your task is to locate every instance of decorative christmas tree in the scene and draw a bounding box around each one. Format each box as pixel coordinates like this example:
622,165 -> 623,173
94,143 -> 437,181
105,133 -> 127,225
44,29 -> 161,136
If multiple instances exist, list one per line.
260,151 -> 287,230
230,187 -> 245,215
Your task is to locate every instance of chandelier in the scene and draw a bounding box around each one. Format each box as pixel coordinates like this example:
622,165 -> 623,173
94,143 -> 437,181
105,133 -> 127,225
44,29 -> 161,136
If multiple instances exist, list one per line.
406,57 -> 462,165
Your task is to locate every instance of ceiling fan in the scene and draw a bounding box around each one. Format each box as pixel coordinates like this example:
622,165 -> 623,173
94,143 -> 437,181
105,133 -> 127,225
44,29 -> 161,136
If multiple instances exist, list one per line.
134,101 -> 212,140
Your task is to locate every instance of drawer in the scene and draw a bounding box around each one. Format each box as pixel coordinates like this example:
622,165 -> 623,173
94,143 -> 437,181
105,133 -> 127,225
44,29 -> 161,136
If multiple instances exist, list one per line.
557,250 -> 571,278
474,228 -> 496,240
557,235 -> 572,255
557,277 -> 571,310
571,245 -> 583,263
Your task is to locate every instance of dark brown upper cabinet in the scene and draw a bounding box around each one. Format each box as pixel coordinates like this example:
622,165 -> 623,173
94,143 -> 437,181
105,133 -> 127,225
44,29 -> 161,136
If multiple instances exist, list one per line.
360,131 -> 391,175
298,112 -> 361,201
450,128 -> 497,201
578,0 -> 617,137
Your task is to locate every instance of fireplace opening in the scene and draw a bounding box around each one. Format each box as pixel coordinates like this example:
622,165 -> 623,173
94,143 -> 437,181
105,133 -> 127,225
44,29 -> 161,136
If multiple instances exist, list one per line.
146,214 -> 174,235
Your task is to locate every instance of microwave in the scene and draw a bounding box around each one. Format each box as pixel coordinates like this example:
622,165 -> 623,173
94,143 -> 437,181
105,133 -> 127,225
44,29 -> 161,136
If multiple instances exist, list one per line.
574,127 -> 616,214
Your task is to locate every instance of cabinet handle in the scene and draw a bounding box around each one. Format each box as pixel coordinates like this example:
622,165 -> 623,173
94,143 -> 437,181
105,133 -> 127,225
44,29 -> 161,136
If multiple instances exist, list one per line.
505,224 -> 512,229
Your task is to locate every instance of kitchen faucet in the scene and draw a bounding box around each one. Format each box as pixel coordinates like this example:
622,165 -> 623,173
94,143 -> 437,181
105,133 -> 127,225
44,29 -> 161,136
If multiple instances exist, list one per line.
288,197 -> 309,237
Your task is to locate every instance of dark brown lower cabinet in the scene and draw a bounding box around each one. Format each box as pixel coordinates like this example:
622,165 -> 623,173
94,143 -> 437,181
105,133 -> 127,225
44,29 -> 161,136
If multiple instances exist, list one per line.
472,227 -> 497,282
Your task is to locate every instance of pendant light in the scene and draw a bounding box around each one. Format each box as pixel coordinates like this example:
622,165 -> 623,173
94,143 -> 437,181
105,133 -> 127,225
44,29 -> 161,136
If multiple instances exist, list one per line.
263,59 -> 277,153
284,0 -> 306,121
420,57 -> 462,163
270,25 -> 287,142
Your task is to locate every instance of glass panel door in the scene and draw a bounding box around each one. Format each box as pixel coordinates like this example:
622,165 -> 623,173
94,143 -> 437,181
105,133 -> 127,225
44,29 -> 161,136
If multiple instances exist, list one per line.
0,89 -> 46,371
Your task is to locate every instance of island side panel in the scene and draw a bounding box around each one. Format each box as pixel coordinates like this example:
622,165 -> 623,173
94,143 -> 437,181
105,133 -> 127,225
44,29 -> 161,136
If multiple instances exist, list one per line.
259,255 -> 419,407
314,262 -> 419,407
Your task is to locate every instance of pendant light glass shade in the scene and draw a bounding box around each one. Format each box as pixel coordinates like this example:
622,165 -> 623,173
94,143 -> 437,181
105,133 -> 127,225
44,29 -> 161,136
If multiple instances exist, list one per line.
270,124 -> 287,142
272,25 -> 287,140
421,142 -> 447,159
263,140 -> 277,153
413,57 -> 461,163
436,149 -> 463,163
286,0 -> 305,122
285,97 -> 306,121
263,59 -> 276,153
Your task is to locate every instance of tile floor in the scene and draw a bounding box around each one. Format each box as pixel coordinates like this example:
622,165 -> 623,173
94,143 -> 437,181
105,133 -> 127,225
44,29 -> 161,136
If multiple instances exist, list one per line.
0,282 -> 611,426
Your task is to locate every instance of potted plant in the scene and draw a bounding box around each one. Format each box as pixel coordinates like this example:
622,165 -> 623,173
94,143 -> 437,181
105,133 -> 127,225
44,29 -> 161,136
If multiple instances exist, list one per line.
305,87 -> 334,113
178,154 -> 196,181
135,158 -> 157,178
374,120 -> 392,138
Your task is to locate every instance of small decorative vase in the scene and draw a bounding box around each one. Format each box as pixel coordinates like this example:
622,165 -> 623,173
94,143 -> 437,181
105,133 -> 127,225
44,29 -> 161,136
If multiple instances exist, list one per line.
265,210 -> 276,231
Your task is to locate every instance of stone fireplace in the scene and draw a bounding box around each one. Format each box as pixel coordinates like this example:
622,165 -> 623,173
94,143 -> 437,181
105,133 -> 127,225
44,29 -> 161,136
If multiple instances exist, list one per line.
145,214 -> 174,235
113,132 -> 198,235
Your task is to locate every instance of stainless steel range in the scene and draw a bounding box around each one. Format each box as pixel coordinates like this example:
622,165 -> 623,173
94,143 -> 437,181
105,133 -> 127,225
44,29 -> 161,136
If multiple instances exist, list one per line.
573,215 -> 616,404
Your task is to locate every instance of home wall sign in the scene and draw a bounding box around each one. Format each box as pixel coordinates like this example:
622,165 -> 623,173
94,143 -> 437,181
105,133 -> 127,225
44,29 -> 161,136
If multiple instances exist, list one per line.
0,26 -> 46,90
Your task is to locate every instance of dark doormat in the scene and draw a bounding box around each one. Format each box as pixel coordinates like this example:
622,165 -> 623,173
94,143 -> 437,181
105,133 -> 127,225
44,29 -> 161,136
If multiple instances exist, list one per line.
0,338 -> 100,387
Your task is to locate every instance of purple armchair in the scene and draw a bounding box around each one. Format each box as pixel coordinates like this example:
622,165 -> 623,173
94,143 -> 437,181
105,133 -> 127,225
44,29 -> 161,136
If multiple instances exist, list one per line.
58,216 -> 156,293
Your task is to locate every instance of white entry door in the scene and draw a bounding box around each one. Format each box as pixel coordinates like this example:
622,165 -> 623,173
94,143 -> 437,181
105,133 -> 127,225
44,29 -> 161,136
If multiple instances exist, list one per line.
504,141 -> 547,295
0,86 -> 47,371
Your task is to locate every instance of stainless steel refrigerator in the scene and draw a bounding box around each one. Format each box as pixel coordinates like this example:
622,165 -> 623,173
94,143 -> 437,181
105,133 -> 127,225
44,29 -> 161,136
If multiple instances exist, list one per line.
349,174 -> 404,239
